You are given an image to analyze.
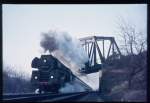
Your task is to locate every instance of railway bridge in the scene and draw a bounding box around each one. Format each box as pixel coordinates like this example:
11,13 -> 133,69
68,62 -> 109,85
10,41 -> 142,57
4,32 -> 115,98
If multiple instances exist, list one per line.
80,36 -> 121,66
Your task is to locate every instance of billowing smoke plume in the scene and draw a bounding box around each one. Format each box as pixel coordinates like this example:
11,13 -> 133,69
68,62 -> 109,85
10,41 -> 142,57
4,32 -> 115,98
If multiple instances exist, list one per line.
40,30 -> 88,69
40,32 -> 58,52
59,82 -> 86,93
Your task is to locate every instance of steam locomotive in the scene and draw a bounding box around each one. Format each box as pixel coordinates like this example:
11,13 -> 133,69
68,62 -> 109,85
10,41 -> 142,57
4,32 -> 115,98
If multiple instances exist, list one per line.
31,55 -> 74,93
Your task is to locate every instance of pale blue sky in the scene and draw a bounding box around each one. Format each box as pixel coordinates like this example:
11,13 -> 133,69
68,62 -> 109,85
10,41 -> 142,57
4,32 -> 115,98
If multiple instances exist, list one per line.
3,4 -> 147,79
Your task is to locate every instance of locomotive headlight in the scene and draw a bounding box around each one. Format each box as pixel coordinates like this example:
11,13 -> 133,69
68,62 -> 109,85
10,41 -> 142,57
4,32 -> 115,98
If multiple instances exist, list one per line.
44,59 -> 46,62
35,76 -> 38,79
50,76 -> 54,79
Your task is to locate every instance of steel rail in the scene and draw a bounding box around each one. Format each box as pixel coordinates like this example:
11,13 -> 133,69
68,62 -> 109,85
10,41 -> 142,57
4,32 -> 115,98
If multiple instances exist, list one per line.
3,91 -> 91,102
43,92 -> 89,102
3,92 -> 57,99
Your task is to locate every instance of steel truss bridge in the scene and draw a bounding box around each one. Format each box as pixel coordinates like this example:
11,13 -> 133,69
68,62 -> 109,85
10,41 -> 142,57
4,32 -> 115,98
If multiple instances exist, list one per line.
80,36 -> 122,66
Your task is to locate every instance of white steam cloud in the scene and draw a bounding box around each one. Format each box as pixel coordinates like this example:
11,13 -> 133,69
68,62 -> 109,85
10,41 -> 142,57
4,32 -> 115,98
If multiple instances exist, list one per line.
59,82 -> 86,93
40,30 -> 88,70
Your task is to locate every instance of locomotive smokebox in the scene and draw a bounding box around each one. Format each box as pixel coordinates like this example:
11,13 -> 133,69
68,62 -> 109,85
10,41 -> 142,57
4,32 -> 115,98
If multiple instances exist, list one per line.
31,55 -> 57,69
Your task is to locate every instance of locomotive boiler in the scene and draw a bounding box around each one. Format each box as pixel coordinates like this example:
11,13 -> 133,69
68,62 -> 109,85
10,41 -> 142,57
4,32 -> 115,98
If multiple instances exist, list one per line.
31,55 -> 74,93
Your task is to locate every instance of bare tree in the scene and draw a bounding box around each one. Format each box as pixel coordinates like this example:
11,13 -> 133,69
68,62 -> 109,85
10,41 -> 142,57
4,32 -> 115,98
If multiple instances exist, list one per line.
117,17 -> 147,55
3,65 -> 33,94
116,17 -> 147,89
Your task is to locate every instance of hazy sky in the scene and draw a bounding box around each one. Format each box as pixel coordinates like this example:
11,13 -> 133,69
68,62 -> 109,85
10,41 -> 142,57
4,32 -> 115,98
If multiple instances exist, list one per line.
3,4 -> 147,81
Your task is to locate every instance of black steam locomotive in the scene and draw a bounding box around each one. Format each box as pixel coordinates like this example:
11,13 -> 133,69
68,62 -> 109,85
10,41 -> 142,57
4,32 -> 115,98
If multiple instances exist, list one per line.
31,55 -> 74,93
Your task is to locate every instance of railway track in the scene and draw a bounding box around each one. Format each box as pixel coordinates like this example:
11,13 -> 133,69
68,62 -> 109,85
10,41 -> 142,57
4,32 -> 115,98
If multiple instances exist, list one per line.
3,91 -> 103,102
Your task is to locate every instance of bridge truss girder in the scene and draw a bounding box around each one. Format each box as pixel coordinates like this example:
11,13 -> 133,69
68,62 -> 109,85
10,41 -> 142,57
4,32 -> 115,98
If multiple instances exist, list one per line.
80,36 -> 122,66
